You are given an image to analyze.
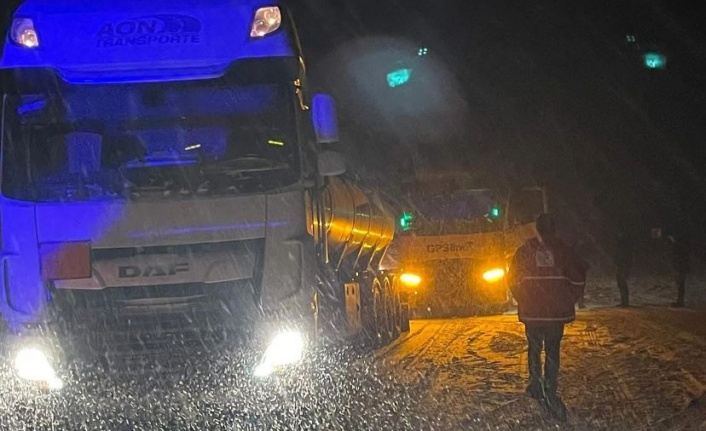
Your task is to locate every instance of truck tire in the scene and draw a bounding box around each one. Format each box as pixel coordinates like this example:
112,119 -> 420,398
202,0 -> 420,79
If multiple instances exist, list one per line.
373,278 -> 391,345
391,295 -> 401,339
400,304 -> 411,332
360,274 -> 380,347
390,278 -> 401,339
381,278 -> 396,342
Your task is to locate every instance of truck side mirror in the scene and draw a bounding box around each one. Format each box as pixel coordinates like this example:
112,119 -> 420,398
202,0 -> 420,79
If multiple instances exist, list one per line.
311,93 -> 339,144
318,150 -> 346,177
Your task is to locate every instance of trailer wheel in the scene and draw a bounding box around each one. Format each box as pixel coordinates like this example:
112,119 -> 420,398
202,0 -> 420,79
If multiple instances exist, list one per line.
373,278 -> 391,345
400,304 -> 411,332
390,278 -> 402,339
392,295 -> 402,339
382,278 -> 396,342
359,274 -> 377,346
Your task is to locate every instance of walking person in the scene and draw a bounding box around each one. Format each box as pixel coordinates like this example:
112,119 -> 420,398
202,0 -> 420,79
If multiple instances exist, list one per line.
652,227 -> 691,307
509,214 -> 587,419
615,228 -> 635,307
670,233 -> 691,307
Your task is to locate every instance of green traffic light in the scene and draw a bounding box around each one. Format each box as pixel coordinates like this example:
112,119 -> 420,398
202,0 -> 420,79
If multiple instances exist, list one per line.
399,212 -> 414,231
489,206 -> 500,218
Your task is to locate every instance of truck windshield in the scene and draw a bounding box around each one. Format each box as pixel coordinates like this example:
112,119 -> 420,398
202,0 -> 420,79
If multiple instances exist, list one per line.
1,71 -> 300,202
413,189 -> 503,235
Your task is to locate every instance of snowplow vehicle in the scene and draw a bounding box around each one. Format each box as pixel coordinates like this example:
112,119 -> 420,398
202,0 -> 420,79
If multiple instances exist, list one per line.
389,172 -> 546,317
0,0 -> 407,390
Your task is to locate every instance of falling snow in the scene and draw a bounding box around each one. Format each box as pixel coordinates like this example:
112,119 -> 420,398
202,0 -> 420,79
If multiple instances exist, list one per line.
0,274 -> 704,430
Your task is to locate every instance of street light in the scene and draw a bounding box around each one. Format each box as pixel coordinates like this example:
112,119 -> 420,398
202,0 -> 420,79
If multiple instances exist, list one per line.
643,52 -> 666,70
387,68 -> 413,88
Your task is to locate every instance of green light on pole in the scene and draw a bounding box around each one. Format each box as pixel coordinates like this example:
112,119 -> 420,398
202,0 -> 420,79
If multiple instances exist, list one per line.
418,47 -> 429,56
387,68 -> 413,88
399,212 -> 414,231
643,52 -> 666,70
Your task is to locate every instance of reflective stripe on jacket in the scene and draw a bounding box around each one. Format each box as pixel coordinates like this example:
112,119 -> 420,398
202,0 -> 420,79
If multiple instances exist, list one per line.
509,237 -> 586,325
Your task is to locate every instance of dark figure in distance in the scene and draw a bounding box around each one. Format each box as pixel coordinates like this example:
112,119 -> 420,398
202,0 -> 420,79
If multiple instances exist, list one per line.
509,214 -> 587,418
568,237 -> 588,309
652,227 -> 691,307
615,228 -> 635,307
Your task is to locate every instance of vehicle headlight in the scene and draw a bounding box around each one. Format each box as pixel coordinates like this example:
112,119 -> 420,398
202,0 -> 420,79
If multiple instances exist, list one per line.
253,331 -> 304,377
11,18 -> 40,48
14,347 -> 63,389
250,6 -> 282,38
400,272 -> 422,287
482,268 -> 506,283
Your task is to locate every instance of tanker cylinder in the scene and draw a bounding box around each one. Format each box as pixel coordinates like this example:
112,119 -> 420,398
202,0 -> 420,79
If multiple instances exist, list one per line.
307,177 -> 395,267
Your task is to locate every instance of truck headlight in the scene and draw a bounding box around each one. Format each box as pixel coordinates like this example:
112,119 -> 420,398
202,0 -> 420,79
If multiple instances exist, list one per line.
11,18 -> 40,48
253,331 -> 304,377
15,347 -> 63,389
482,268 -> 506,283
400,272 -> 422,287
250,6 -> 282,38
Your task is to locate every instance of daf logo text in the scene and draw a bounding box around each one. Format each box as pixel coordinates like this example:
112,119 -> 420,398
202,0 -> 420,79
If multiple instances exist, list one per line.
118,263 -> 189,278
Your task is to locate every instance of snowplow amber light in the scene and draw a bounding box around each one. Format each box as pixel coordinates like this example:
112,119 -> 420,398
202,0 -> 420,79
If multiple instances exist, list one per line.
482,268 -> 506,283
250,6 -> 282,38
400,273 -> 422,287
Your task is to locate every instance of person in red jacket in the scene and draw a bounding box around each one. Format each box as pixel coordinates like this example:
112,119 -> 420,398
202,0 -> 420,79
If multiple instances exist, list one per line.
509,214 -> 586,411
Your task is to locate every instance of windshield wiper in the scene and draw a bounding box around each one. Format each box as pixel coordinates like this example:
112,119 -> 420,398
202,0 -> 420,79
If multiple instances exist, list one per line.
201,156 -> 290,175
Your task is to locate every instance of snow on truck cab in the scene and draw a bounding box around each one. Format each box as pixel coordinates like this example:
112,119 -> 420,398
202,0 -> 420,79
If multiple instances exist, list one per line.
0,0 -> 406,389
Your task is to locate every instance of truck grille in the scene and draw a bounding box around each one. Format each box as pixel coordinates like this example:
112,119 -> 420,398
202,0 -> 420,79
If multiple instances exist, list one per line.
59,280 -> 258,377
54,239 -> 265,377
417,258 -> 508,317
90,240 -> 261,260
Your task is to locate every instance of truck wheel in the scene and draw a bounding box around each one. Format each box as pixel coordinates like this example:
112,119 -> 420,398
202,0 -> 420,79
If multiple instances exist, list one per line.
400,304 -> 411,332
373,279 -> 391,345
382,278 -> 396,341
390,278 -> 401,339
392,295 -> 402,339
359,274 -> 377,347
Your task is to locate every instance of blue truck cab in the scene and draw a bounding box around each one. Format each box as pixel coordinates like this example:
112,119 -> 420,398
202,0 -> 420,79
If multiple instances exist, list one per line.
0,0 -> 345,388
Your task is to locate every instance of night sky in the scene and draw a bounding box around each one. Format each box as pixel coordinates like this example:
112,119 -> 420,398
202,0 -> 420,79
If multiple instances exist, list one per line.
2,0 -> 705,260
288,0 -> 706,257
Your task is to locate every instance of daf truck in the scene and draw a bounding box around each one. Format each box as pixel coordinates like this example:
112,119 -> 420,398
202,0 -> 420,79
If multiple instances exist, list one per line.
0,0 -> 408,389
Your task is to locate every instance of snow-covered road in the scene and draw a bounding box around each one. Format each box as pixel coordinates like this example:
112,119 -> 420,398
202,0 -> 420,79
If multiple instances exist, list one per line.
2,275 -> 705,430
373,307 -> 706,430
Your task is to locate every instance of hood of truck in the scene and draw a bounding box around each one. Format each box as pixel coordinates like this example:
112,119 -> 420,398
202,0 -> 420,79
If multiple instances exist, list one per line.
1,0 -> 294,82
34,194 -> 281,289
35,195 -> 271,247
